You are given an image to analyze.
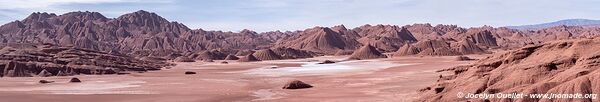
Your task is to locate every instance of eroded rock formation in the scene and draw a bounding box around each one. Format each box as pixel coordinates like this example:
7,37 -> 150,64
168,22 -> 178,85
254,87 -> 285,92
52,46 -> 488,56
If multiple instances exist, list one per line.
0,43 -> 170,77
417,38 -> 600,102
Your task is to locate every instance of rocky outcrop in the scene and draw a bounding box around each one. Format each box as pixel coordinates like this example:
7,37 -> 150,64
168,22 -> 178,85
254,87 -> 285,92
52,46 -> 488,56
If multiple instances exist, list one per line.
0,10 -> 275,58
238,54 -> 260,62
184,71 -> 196,75
466,30 -> 498,47
37,69 -> 53,77
354,25 -> 417,52
235,50 -> 255,56
252,49 -> 283,60
334,50 -> 354,56
348,44 -> 387,60
273,27 -> 361,54
224,55 -> 239,60
3,61 -> 33,77
191,50 -> 226,60
174,56 -> 195,62
3,10 -> 600,59
394,44 -> 420,56
412,39 -> 460,56
271,47 -> 316,59
282,80 -> 313,89
56,70 -> 68,76
394,38 -> 488,56
0,43 -> 171,77
453,39 -> 488,54
417,38 -> 600,102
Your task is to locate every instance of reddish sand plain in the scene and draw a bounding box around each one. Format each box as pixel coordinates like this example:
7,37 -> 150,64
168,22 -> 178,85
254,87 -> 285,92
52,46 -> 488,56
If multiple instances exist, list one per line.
0,55 -> 485,102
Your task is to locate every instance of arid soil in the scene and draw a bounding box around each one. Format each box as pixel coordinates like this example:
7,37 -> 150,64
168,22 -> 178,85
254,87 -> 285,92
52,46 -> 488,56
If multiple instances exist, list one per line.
0,55 -> 483,102
417,38 -> 600,102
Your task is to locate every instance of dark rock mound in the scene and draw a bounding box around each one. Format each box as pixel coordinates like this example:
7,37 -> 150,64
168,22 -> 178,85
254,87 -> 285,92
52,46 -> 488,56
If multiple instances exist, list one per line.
39,80 -> 54,84
318,60 -> 336,64
184,71 -> 196,75
69,77 -> 81,83
282,80 -> 313,89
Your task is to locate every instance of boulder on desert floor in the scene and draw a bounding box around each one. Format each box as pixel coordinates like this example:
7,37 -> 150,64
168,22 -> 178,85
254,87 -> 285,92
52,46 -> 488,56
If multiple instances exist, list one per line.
39,80 -> 54,84
282,80 -> 313,89
184,71 -> 196,75
69,78 -> 81,83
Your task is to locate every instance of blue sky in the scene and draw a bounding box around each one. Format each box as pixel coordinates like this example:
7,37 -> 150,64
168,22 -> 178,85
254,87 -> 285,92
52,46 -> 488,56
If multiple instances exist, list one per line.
0,0 -> 599,32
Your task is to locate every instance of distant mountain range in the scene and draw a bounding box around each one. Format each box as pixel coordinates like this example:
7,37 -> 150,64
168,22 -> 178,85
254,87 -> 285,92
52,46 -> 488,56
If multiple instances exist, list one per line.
506,19 -> 600,30
4,10 -> 600,59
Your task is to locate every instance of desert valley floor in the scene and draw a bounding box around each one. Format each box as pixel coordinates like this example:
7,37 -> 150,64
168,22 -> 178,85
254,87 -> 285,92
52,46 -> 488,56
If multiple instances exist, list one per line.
0,55 -> 485,102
